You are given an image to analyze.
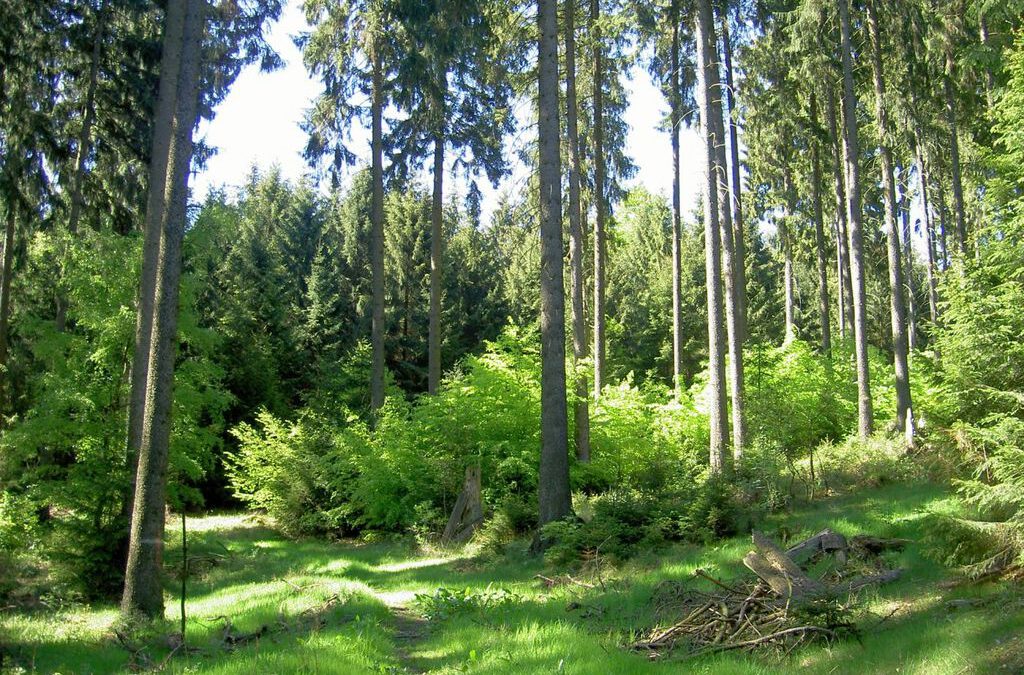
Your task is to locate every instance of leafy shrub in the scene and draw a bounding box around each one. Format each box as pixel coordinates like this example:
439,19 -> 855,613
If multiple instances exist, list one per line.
413,585 -> 522,622
227,408 -> 371,536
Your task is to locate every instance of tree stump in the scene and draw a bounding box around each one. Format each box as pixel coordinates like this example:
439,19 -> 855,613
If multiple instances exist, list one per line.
441,465 -> 483,544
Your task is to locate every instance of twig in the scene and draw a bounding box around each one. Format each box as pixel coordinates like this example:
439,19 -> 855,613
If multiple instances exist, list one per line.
694,568 -> 742,595
697,625 -> 837,654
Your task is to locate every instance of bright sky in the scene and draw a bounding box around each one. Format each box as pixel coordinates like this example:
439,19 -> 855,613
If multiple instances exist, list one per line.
192,0 -> 707,225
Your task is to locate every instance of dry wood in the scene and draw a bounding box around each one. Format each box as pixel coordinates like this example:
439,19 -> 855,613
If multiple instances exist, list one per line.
836,568 -> 903,594
786,528 -> 849,566
441,465 -> 483,544
743,531 -> 825,601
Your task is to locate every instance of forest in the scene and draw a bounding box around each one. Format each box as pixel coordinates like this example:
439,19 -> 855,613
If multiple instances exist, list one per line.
1,0 -> 1024,672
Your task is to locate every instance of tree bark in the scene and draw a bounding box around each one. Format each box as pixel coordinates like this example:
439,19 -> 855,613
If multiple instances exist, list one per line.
121,0 -> 187,561
809,95 -> 831,355
943,47 -> 967,256
590,0 -> 606,400
713,5 -> 745,460
695,0 -> 728,474
916,137 -> 939,324
837,0 -> 873,438
899,190 -> 918,351
564,0 -> 590,462
428,134 -> 444,395
121,0 -> 204,619
0,206 -> 15,415
721,9 -> 747,344
670,0 -> 684,396
866,0 -> 913,442
369,28 -> 386,412
826,89 -> 853,339
537,0 -> 571,526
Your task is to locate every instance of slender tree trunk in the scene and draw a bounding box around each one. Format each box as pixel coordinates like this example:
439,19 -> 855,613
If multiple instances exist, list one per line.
590,0 -> 606,400
866,0 -> 913,442
0,206 -> 15,414
537,0 -> 571,526
695,0 -> 728,474
57,0 -> 107,332
916,137 -> 939,324
780,193 -> 796,342
369,30 -> 386,412
944,48 -> 967,256
670,0 -> 684,396
564,0 -> 590,461
121,0 -> 204,619
428,134 -> 444,395
837,0 -> 873,438
809,95 -> 831,355
121,0 -> 187,563
721,9 -> 747,344
900,192 -> 918,351
826,89 -> 853,338
713,5 -> 745,459
936,180 -> 950,269
979,12 -> 995,107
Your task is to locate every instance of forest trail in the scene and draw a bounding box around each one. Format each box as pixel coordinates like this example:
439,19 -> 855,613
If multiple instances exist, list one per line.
387,601 -> 430,674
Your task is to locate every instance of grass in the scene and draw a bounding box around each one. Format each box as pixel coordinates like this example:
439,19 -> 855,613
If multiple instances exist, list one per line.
2,482 -> 1023,674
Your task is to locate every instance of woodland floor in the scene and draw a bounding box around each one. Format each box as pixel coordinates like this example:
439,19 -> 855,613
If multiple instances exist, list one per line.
2,483 -> 1024,674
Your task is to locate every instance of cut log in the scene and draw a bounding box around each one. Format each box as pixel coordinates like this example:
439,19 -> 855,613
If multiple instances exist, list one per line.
786,528 -> 849,566
743,531 -> 826,601
441,465 -> 483,544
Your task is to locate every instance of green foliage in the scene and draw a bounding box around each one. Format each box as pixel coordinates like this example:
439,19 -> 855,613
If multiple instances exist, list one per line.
227,408 -> 372,537
413,586 -> 522,623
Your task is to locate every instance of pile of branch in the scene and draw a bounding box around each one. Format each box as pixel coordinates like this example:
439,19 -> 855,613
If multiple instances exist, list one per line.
631,529 -> 907,658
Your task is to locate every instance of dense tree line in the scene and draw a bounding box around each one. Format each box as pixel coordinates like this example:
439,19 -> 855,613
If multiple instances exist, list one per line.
2,0 -> 1024,621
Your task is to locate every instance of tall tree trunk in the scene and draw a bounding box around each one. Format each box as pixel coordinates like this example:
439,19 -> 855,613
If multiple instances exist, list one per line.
780,188 -> 796,342
121,0 -> 204,619
900,190 -> 918,351
590,0 -> 606,400
837,0 -> 873,438
537,0 -> 571,526
944,47 -> 967,256
695,0 -> 728,474
809,95 -> 831,355
936,180 -> 950,268
714,5 -> 745,460
826,89 -> 853,338
57,0 -> 107,332
428,134 -> 444,395
564,0 -> 590,461
979,12 -> 995,107
866,0 -> 913,442
670,0 -> 684,396
721,9 -> 747,343
369,29 -> 386,412
916,137 -> 939,324
121,0 -> 187,565
0,206 -> 15,414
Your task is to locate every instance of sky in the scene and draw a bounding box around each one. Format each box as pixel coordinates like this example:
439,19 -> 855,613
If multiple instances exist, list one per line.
192,0 -> 708,225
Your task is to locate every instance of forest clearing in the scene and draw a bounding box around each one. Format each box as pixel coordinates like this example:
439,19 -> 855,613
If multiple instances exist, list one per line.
6,483 -> 1024,674
3,0 -> 1024,672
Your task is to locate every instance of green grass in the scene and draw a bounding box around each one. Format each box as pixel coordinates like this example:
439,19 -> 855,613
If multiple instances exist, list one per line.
3,483 -> 1023,674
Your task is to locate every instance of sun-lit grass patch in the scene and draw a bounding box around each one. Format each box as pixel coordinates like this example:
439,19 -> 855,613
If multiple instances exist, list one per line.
4,483 -> 1023,674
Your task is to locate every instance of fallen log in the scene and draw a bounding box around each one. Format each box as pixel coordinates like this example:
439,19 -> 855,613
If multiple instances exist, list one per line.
836,568 -> 903,594
786,528 -> 849,566
743,532 -> 826,601
848,535 -> 910,555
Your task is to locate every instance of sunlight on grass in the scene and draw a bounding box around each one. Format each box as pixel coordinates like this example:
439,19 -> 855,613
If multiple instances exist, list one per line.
5,484 -> 1023,674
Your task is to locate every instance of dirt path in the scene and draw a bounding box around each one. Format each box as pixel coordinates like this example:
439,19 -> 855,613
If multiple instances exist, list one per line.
379,592 -> 431,673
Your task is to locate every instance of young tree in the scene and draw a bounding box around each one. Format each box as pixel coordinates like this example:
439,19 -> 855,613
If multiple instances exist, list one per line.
591,0 -> 607,399
537,0 -> 572,525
